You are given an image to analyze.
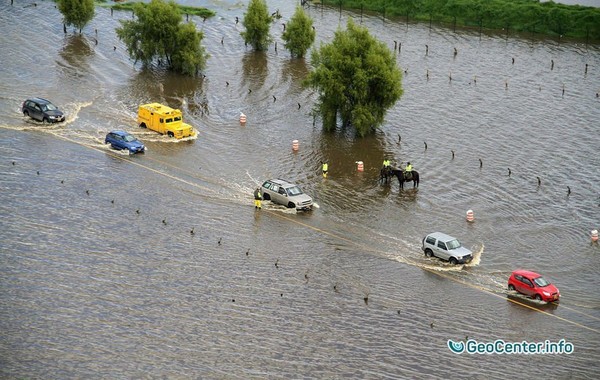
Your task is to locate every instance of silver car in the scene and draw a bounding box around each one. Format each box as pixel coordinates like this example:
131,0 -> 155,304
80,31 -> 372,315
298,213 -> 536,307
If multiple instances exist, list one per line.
261,179 -> 313,211
422,232 -> 473,264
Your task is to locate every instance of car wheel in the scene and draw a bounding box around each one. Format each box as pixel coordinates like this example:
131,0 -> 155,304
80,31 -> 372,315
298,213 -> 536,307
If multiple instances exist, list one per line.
23,111 -> 29,117
508,284 -> 515,291
42,117 -> 48,124
262,193 -> 270,201
287,202 -> 296,209
140,123 -> 147,128
424,249 -> 433,258
449,257 -> 458,265
534,294 -> 542,301
167,132 -> 174,138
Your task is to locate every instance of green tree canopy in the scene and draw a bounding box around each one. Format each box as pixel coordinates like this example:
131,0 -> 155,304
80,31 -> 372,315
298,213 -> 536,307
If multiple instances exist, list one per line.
281,6 -> 316,58
305,19 -> 403,137
57,0 -> 95,33
241,0 -> 272,51
116,0 -> 208,76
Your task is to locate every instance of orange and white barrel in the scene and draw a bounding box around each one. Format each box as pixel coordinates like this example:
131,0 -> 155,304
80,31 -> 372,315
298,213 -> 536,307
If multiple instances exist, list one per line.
292,140 -> 299,151
357,161 -> 364,172
592,229 -> 598,242
239,112 -> 247,125
466,209 -> 474,222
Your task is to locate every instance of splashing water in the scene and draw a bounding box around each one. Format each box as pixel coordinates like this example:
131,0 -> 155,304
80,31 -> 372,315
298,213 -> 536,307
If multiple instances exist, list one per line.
465,243 -> 484,267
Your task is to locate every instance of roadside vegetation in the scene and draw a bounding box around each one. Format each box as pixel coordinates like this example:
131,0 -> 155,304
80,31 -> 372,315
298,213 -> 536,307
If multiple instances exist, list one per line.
317,0 -> 600,41
103,1 -> 216,19
305,19 -> 403,137
57,0 -> 95,33
241,0 -> 273,51
282,6 -> 316,58
115,0 -> 209,76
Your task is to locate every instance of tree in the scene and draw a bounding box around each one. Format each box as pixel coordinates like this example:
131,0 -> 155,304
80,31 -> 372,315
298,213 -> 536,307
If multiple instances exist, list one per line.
116,0 -> 208,76
282,6 -> 315,58
241,0 -> 272,51
304,19 -> 403,137
57,0 -> 95,33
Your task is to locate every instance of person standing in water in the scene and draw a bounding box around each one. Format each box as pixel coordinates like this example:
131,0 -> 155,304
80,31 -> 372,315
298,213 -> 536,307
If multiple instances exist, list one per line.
253,187 -> 262,209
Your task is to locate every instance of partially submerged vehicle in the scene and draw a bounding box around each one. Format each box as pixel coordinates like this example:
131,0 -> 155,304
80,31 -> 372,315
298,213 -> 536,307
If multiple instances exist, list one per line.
137,103 -> 195,139
22,97 -> 65,123
260,179 -> 313,211
105,130 -> 146,154
508,270 -> 560,302
422,232 -> 473,265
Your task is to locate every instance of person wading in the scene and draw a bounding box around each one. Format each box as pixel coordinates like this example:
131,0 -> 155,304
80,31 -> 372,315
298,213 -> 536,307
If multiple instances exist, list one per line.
322,162 -> 328,178
253,187 -> 262,209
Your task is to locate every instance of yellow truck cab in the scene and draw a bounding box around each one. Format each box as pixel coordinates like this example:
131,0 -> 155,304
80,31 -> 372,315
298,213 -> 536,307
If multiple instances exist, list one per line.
137,103 -> 195,139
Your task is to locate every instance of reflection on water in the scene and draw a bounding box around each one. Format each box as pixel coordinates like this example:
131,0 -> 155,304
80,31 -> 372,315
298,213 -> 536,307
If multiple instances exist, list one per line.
1,1 -> 600,378
241,50 -> 269,90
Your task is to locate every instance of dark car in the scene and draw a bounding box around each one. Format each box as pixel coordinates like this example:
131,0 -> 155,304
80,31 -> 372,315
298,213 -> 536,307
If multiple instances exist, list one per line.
22,97 -> 65,123
104,130 -> 146,154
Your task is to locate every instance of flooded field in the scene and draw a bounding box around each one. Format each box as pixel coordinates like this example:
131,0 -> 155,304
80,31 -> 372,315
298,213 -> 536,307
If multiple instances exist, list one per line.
1,0 -> 600,378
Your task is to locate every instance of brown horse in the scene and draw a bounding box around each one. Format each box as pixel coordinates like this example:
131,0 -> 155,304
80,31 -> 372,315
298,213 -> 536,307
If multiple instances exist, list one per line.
390,169 -> 420,189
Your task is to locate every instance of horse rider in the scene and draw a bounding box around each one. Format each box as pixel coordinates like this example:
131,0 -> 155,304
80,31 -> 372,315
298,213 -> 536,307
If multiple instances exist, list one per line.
253,187 -> 262,209
383,159 -> 391,169
404,162 -> 413,180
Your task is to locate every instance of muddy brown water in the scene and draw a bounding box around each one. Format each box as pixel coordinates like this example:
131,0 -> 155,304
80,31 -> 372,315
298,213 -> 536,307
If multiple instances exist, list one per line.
1,1 -> 600,378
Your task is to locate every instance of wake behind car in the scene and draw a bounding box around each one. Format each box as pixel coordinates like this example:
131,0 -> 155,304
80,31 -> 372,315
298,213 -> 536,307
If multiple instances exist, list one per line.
508,270 -> 560,302
422,232 -> 473,264
105,130 -> 146,154
261,179 -> 313,211
22,97 -> 65,123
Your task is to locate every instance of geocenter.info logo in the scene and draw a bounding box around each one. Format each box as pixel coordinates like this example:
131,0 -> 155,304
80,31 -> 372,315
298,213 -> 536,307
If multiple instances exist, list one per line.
447,339 -> 574,355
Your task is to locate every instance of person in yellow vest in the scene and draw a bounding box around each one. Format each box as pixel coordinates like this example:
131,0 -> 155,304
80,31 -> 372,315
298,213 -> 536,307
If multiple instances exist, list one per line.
404,162 -> 413,180
322,161 -> 328,178
253,187 -> 262,209
383,159 -> 391,169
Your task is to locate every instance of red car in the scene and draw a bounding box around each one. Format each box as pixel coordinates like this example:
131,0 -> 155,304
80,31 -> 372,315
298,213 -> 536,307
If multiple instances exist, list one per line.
508,270 -> 560,302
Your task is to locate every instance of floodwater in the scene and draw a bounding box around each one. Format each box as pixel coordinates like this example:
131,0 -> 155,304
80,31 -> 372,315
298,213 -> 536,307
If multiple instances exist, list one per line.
1,0 -> 600,378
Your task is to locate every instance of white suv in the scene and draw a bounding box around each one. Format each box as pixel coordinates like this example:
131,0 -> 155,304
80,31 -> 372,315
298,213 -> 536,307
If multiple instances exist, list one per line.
260,179 -> 313,211
422,232 -> 473,265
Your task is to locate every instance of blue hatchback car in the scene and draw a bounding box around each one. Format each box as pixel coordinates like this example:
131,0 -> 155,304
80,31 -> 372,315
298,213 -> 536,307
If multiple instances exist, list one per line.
105,130 -> 146,154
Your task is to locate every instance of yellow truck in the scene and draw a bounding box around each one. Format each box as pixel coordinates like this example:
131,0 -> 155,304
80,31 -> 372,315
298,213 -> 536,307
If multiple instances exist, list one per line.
137,103 -> 195,139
